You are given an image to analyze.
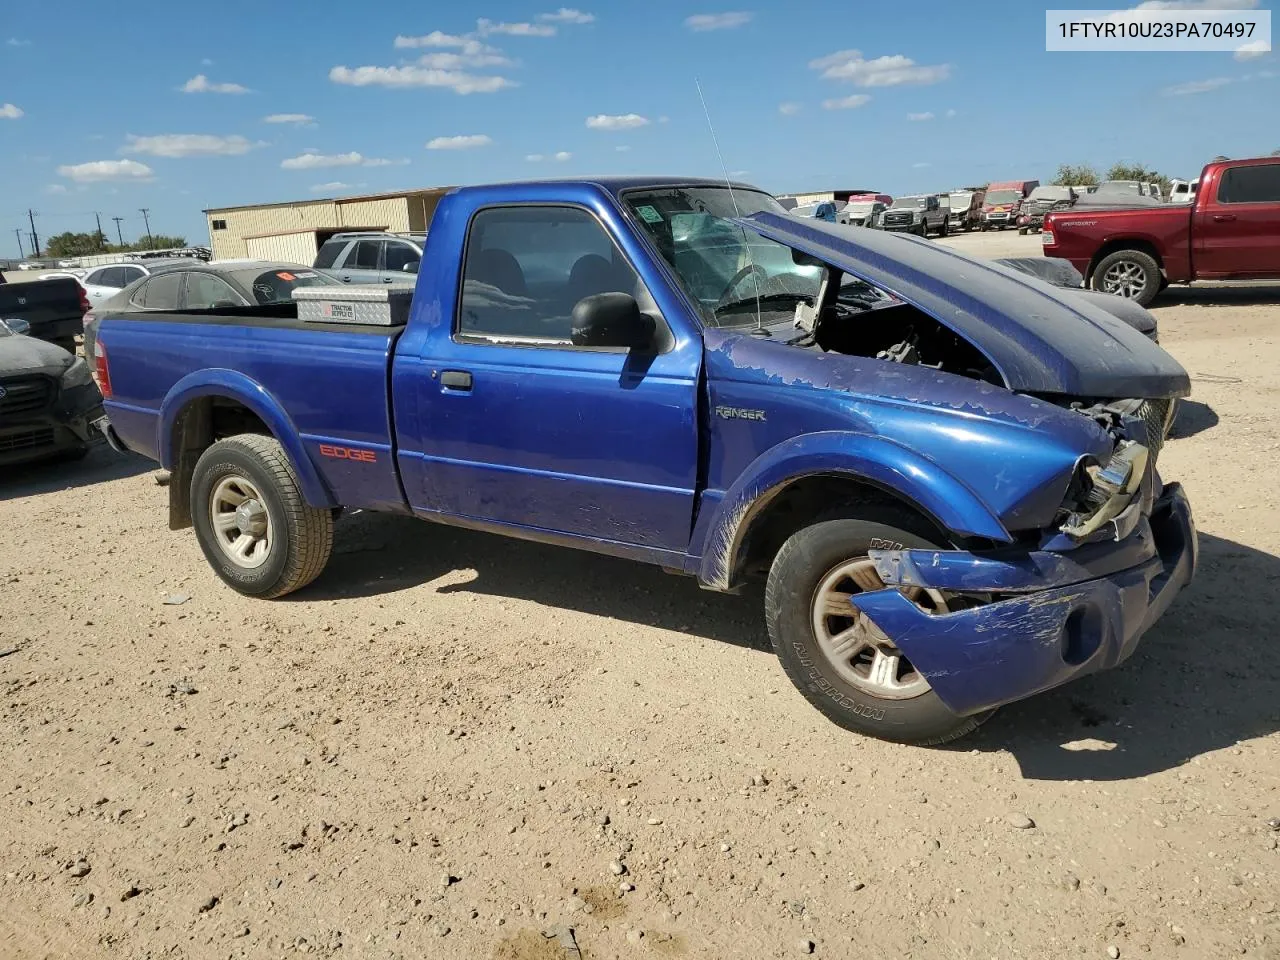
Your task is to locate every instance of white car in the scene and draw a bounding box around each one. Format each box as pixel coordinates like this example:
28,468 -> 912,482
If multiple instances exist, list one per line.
78,259 -> 189,305
1168,178 -> 1198,204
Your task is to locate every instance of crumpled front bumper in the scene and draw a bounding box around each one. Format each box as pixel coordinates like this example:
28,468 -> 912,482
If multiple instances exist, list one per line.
852,483 -> 1197,716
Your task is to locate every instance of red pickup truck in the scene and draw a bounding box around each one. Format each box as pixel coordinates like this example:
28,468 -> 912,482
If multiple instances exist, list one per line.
1043,156 -> 1280,306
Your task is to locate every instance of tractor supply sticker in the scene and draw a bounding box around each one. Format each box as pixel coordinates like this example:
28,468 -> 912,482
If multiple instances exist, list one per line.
276,272 -> 297,281
635,205 -> 664,224
324,303 -> 355,321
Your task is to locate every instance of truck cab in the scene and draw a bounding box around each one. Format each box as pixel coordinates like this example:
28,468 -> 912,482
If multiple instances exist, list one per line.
880,194 -> 949,236
981,179 -> 1039,231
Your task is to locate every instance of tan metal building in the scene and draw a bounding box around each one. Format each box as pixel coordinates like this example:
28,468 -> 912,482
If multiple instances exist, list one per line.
204,187 -> 455,263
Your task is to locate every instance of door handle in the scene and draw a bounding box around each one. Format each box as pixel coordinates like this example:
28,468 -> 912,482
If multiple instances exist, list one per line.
440,370 -> 472,391
341,275 -> 352,282
1212,214 -> 1237,222
382,277 -> 394,283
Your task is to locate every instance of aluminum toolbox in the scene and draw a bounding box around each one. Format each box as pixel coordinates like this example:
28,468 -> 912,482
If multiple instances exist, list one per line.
293,284 -> 416,327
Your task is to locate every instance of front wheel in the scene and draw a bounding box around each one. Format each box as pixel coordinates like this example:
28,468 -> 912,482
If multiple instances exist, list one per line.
939,220 -> 949,237
190,433 -> 334,598
764,515 -> 987,745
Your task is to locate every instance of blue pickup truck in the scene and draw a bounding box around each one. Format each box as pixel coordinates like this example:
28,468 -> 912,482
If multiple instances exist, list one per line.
93,177 -> 1197,745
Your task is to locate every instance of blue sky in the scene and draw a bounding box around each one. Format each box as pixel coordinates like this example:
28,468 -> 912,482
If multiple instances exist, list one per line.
1,0 -> 1275,256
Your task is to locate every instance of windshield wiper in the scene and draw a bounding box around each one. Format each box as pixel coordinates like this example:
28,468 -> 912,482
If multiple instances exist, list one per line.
714,292 -> 811,316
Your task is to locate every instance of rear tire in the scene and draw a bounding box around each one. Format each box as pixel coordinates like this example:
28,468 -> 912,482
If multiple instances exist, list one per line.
764,512 -> 986,745
1091,249 -> 1162,306
190,433 -> 333,598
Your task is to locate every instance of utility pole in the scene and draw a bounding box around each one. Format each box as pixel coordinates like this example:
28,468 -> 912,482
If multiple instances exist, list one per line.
94,212 -> 105,250
111,216 -> 125,247
15,229 -> 25,259
27,209 -> 40,257
138,208 -> 154,250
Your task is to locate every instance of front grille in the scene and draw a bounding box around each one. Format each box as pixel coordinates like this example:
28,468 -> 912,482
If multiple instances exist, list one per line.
1139,399 -> 1172,460
883,213 -> 914,227
0,428 -> 55,453
0,377 -> 55,417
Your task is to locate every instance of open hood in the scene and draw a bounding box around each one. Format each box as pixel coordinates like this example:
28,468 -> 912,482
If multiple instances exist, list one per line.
0,332 -> 75,379
733,212 -> 1189,398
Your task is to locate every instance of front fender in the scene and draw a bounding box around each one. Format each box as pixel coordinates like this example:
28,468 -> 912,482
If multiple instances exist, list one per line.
696,431 -> 1012,590
158,369 -> 336,508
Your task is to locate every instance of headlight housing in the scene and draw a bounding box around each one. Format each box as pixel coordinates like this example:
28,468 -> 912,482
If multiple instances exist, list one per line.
1059,441 -> 1149,540
61,357 -> 95,389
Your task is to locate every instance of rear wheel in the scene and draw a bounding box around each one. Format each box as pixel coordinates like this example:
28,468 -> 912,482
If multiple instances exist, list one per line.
1092,249 -> 1162,306
190,433 -> 333,598
764,513 -> 987,745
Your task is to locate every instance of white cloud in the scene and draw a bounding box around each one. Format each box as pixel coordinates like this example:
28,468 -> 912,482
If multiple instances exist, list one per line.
44,184 -> 67,194
7,38 -> 32,47
778,101 -> 802,116
685,12 -> 753,31
945,108 -> 957,117
539,8 -> 594,23
395,31 -> 471,48
907,111 -> 935,121
526,153 -> 545,162
123,134 -> 263,158
615,145 -> 631,152
417,50 -> 513,69
525,150 -> 573,162
822,94 -> 872,110
1234,39 -> 1270,60
811,49 -> 951,87
329,64 -> 514,94
58,159 -> 155,183
477,18 -> 557,37
553,150 -> 572,161
586,112 -> 649,130
200,57 -> 214,65
426,134 -> 493,150
180,74 -> 250,94
263,113 -> 317,125
281,151 -> 403,169
1163,76 -> 1233,94
0,103 -> 23,119
311,182 -> 352,193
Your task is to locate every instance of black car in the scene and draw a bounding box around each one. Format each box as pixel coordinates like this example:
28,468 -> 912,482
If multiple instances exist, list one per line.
83,260 -> 339,362
0,319 -> 104,468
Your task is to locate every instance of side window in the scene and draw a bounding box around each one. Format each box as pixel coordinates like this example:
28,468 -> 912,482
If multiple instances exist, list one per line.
85,268 -> 112,287
314,239 -> 346,269
348,239 -> 381,270
137,272 -> 184,310
120,266 -> 146,286
458,206 -> 641,341
384,241 -> 420,274
184,273 -> 244,309
1218,164 -> 1280,204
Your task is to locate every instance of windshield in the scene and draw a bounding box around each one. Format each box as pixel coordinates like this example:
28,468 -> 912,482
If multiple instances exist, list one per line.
949,192 -> 972,207
248,268 -> 337,305
891,197 -> 926,209
985,190 -> 1020,205
623,186 -> 824,328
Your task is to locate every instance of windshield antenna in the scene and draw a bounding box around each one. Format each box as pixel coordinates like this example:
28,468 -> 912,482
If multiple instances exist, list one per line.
695,77 -> 763,333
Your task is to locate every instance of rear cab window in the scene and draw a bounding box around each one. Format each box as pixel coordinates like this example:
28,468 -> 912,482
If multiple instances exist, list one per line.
1217,163 -> 1280,204
248,269 -> 334,305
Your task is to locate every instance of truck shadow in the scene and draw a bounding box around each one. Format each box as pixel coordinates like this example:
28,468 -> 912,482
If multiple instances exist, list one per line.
1156,283 -> 1280,308
963,532 -> 1280,781
303,515 -> 1279,779
298,510 -> 767,651
1167,399 -> 1218,440
0,445 -> 151,501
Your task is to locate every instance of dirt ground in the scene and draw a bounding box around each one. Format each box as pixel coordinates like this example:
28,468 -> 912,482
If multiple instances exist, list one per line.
2,232 -> 1278,960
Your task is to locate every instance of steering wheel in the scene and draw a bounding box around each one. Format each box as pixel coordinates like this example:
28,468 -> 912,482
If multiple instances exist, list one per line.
714,263 -> 769,310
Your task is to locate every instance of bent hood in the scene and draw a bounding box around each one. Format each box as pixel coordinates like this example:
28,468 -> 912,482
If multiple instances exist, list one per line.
0,333 -> 75,379
734,212 -> 1189,398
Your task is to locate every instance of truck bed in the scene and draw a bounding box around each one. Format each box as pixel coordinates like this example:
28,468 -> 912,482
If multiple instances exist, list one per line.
101,310 -> 407,511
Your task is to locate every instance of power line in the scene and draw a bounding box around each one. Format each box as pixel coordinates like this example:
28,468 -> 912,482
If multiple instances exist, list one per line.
27,209 -> 40,256
94,212 -> 105,250
139,208 -> 154,250
111,217 -> 125,246
14,229 -> 25,259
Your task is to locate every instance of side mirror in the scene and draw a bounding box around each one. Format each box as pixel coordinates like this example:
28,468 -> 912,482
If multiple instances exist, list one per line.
2,318 -> 31,335
570,293 -> 655,349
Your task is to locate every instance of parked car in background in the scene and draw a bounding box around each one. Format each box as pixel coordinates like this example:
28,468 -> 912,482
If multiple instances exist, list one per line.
947,188 -> 985,231
79,259 -> 195,308
82,260 -> 339,364
1169,178 -> 1198,204
0,273 -> 89,352
1017,185 -> 1078,234
844,197 -> 888,228
93,176 -> 1195,745
0,317 -> 104,467
313,232 -> 426,284
792,201 -> 851,224
881,194 -> 950,236
981,179 -> 1039,230
1043,154 -> 1280,305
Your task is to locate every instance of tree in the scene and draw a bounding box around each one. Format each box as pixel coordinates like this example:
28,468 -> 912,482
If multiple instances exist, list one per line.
44,231 -> 187,258
1055,163 -> 1099,186
1107,162 -> 1171,196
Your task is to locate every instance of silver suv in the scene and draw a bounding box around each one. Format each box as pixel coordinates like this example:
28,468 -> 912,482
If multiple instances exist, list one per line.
314,232 -> 424,284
